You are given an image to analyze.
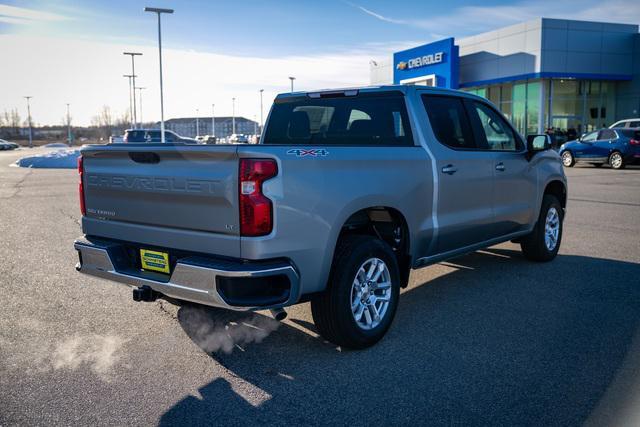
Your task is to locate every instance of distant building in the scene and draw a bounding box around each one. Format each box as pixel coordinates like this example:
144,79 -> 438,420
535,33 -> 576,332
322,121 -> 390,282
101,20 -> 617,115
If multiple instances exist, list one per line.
161,116 -> 259,138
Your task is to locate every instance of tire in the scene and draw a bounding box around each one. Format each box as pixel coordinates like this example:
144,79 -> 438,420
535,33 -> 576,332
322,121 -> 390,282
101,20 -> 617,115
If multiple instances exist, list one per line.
609,151 -> 625,170
311,235 -> 400,349
561,150 -> 575,167
520,195 -> 563,262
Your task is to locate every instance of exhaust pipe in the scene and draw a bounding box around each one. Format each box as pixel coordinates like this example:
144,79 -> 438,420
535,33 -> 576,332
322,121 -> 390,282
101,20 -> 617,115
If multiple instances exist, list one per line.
270,308 -> 287,321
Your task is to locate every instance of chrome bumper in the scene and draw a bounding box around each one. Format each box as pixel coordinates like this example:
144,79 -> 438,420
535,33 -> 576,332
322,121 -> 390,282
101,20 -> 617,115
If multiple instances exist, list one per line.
74,237 -> 300,311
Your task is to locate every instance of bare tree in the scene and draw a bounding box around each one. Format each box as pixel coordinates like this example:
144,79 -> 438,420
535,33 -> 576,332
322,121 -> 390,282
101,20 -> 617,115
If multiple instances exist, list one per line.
9,109 -> 21,136
91,105 -> 113,140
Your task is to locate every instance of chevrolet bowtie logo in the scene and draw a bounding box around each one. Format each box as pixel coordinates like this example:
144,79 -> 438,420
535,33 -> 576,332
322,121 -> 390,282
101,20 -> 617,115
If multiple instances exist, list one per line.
396,61 -> 408,70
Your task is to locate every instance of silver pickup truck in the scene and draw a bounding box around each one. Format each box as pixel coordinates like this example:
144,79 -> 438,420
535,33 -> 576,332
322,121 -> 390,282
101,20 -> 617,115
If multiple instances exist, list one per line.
74,85 -> 567,349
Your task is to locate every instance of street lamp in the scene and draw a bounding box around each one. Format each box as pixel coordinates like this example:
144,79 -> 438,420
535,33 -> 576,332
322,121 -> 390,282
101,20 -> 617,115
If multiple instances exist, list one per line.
232,97 -> 236,135
24,96 -> 33,148
144,6 -> 174,143
66,103 -> 71,145
211,104 -> 215,138
123,52 -> 143,128
135,87 -> 146,125
288,76 -> 296,93
259,89 -> 264,132
123,74 -> 136,128
196,108 -> 200,137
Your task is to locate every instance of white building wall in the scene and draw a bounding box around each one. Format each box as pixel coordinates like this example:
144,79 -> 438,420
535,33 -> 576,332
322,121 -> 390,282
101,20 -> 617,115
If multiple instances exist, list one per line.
369,59 -> 393,85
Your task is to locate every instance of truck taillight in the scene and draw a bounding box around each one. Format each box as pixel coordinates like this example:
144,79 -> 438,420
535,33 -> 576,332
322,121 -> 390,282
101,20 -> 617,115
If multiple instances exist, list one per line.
78,155 -> 86,216
239,159 -> 277,236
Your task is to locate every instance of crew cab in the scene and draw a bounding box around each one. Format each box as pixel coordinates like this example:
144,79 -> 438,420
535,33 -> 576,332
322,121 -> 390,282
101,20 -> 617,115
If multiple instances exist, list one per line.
74,86 -> 567,349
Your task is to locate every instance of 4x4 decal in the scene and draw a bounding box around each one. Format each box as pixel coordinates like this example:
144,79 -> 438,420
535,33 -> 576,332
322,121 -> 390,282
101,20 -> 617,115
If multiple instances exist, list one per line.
286,148 -> 329,157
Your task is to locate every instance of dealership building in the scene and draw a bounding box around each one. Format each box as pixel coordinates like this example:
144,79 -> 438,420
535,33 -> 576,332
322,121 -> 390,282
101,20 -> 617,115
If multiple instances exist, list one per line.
370,18 -> 640,136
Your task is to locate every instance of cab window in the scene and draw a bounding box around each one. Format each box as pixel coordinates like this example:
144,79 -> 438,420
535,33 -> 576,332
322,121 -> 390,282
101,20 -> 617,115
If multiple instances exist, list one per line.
469,101 -> 520,151
421,95 -> 476,149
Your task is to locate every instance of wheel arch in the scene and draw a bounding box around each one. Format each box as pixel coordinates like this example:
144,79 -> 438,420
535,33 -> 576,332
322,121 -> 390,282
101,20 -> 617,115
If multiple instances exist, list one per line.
335,206 -> 412,288
543,180 -> 567,209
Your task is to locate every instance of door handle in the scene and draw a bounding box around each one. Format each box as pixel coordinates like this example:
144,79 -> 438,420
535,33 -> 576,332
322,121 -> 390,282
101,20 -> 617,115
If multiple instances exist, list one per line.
441,165 -> 458,175
495,162 -> 505,172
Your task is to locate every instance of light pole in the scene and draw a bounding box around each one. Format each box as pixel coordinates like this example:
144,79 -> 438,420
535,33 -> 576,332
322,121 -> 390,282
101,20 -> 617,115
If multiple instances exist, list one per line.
66,103 -> 71,145
24,96 -> 33,148
259,89 -> 264,132
288,76 -> 296,93
123,74 -> 135,127
136,87 -> 146,125
144,6 -> 174,143
211,104 -> 215,138
196,108 -> 200,137
123,52 -> 143,128
232,97 -> 236,135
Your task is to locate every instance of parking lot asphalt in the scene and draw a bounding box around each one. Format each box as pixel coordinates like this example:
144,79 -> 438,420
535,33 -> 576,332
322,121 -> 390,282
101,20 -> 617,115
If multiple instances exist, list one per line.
1,148 -> 640,426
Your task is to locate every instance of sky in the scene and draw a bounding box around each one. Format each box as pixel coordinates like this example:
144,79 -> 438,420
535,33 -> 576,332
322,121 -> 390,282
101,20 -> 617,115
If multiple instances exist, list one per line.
1,0 -> 639,127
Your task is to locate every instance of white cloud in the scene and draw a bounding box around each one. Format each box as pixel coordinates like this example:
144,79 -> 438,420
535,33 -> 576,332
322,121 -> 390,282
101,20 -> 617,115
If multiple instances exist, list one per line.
0,4 -> 68,23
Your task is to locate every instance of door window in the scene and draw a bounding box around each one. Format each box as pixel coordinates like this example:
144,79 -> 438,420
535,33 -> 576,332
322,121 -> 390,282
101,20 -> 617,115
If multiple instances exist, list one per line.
469,101 -> 520,151
597,129 -> 616,140
581,131 -> 598,143
421,95 -> 476,149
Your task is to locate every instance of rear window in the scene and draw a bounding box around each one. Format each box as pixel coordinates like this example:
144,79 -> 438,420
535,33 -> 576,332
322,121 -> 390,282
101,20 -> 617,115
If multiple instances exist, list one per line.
262,92 -> 413,146
620,129 -> 640,139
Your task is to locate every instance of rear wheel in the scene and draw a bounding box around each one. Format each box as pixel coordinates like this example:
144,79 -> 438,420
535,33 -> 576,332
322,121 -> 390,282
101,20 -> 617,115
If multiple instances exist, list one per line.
311,235 -> 400,349
520,195 -> 563,262
609,151 -> 625,170
561,151 -> 575,167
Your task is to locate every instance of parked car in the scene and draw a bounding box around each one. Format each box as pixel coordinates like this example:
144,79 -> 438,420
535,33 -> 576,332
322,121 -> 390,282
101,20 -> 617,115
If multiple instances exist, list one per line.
609,119 -> 640,129
228,133 -> 248,143
0,139 -> 19,150
122,129 -> 196,144
74,85 -> 567,349
559,128 -> 640,169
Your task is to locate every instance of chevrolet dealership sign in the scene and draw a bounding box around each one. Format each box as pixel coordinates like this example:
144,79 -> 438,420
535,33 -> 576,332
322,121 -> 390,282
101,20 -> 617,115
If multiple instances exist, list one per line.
396,52 -> 444,70
393,38 -> 459,88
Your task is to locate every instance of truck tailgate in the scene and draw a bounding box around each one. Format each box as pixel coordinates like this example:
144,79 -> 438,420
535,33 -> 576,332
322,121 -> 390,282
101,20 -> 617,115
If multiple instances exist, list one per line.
81,144 -> 240,253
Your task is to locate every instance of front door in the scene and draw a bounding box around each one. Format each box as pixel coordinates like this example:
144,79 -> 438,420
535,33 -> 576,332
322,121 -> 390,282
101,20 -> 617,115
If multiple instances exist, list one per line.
420,94 -> 496,255
466,100 -> 536,236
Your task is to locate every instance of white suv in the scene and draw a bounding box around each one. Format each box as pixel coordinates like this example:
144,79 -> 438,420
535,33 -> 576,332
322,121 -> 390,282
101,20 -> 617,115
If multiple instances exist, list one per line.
609,119 -> 640,129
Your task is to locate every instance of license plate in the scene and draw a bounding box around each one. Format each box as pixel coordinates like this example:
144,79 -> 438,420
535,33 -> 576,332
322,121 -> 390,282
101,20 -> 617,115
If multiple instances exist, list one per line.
140,249 -> 170,274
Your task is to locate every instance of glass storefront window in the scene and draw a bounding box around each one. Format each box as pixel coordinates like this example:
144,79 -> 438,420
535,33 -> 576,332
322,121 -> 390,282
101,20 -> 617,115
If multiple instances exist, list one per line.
512,83 -> 527,135
526,81 -> 540,134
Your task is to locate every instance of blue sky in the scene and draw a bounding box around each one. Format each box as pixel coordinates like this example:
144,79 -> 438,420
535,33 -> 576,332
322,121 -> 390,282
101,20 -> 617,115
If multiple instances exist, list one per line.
1,0 -> 639,126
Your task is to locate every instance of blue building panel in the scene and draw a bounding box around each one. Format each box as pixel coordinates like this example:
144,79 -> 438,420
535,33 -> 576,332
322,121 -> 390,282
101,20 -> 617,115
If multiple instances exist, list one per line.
393,38 -> 459,88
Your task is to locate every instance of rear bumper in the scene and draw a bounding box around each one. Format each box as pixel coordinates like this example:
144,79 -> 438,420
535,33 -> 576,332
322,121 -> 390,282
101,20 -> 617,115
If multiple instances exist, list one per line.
74,236 -> 300,311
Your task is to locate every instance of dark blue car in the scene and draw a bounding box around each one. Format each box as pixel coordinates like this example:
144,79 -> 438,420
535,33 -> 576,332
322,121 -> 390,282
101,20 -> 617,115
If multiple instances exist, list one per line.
559,128 -> 640,169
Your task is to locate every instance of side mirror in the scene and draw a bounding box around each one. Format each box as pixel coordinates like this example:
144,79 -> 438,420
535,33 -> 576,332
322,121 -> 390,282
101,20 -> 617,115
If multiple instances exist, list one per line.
526,134 -> 551,160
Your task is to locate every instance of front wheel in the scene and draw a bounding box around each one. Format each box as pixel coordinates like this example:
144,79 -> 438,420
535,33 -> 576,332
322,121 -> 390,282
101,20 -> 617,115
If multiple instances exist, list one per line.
561,151 -> 575,167
311,235 -> 400,349
520,195 -> 563,262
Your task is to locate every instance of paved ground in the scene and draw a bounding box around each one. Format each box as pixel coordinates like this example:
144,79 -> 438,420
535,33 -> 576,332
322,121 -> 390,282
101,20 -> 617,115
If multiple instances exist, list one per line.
1,147 -> 640,426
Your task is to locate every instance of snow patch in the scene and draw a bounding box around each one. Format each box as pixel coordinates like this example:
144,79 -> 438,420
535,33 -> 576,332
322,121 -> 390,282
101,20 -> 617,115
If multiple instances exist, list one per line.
13,149 -> 80,169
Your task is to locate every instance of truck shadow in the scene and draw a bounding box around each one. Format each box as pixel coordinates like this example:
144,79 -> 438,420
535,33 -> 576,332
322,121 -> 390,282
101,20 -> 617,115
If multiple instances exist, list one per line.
160,248 -> 640,426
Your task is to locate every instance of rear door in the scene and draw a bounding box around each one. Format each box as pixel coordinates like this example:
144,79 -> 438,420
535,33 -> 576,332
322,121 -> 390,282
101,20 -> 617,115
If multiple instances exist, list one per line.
420,94 -> 496,254
465,100 -> 535,236
592,129 -> 618,160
